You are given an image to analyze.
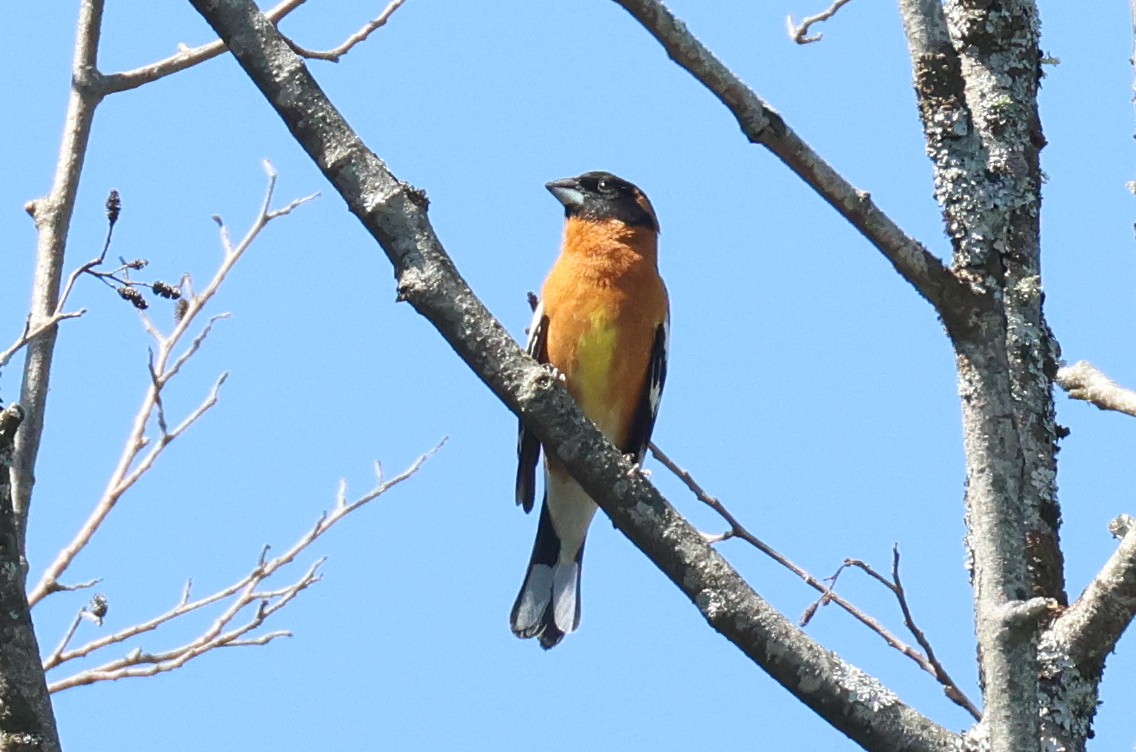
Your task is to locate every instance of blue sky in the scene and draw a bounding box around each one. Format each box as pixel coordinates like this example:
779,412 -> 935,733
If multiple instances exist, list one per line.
3,1 -> 1135,749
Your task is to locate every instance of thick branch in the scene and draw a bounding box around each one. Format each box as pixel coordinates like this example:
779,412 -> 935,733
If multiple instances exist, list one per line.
184,2 -> 963,749
607,0 -> 974,323
0,406 -> 61,752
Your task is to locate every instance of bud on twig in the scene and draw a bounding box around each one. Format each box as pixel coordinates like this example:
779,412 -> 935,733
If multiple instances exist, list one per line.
117,286 -> 148,310
106,190 -> 121,227
151,281 -> 181,300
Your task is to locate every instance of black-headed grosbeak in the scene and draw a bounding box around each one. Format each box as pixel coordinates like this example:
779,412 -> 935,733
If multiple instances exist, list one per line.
511,171 -> 669,649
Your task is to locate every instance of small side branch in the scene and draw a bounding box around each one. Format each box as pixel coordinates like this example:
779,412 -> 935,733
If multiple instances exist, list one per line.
1043,515 -> 1136,670
819,549 -> 981,720
0,311 -> 86,371
29,165 -> 317,608
285,0 -> 409,62
787,0 -> 856,44
651,442 -> 980,720
101,0 -> 309,93
44,442 -> 442,690
1056,361 -> 1136,418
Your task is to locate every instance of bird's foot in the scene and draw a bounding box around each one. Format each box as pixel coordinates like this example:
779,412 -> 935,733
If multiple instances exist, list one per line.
542,363 -> 566,383
624,455 -> 652,479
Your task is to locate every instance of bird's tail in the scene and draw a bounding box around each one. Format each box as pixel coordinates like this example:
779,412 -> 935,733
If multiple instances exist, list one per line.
510,502 -> 584,650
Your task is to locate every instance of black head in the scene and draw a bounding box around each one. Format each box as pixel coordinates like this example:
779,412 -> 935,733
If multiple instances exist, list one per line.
545,171 -> 659,232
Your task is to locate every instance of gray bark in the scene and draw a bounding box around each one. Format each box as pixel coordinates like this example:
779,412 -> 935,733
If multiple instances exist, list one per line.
0,407 -> 61,752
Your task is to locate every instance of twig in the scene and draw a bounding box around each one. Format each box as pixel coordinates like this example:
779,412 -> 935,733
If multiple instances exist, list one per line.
286,0 -> 409,62
44,440 -> 443,690
28,164 -> 316,608
0,311 -> 86,371
818,549 -> 981,720
1056,360 -> 1136,418
100,0 -> 310,94
649,441 -> 980,720
787,0 -> 855,44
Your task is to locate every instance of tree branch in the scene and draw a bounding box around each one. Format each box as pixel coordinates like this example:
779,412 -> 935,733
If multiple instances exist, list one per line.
15,0 -> 107,556
100,0 -> 309,94
650,442 -> 980,721
285,0 -> 408,61
1056,361 -> 1136,418
787,0 -> 855,44
28,167 -> 316,608
44,441 -> 441,691
606,0 -> 975,323
0,405 -> 61,752
896,0 -> 1067,746
1042,515 -> 1136,673
183,3 -> 963,748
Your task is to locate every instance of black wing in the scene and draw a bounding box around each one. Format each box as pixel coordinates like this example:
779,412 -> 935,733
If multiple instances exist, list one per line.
515,300 -> 549,513
622,318 -> 669,461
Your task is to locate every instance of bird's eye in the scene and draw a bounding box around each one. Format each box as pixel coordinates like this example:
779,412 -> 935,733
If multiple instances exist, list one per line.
597,179 -> 614,193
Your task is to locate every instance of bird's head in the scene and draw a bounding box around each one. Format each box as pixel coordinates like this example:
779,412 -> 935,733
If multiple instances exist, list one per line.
545,171 -> 659,233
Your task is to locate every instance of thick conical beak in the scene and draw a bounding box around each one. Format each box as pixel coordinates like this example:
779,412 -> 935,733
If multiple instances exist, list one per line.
545,177 -> 585,209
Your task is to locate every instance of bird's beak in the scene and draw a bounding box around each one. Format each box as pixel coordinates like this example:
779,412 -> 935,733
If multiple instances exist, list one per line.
545,177 -> 585,209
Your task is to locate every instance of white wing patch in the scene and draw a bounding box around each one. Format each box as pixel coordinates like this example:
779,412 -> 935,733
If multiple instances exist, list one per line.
648,315 -> 669,423
525,298 -> 546,357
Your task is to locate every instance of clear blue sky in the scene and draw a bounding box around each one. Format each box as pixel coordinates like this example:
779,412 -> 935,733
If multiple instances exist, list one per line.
3,1 -> 1135,750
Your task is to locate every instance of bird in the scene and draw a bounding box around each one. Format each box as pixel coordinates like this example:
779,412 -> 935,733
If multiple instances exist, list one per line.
511,171 -> 669,649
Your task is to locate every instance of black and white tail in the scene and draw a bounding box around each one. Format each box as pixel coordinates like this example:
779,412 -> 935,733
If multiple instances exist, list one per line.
510,501 -> 586,650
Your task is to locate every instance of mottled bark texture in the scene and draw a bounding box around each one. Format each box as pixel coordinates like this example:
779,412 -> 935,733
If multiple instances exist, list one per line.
185,1 -> 965,749
902,1 -> 1072,749
0,407 -> 61,752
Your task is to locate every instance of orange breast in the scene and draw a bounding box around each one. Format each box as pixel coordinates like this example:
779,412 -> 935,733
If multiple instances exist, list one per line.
539,219 -> 668,449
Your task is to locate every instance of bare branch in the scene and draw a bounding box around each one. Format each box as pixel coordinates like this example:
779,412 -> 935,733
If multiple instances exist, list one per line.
651,442 -> 980,721
183,5 -> 963,747
1043,515 -> 1136,671
787,0 -> 855,44
606,0 -> 974,323
1056,361 -> 1136,418
0,404 -> 60,750
286,0 -> 409,61
14,0 -> 109,555
44,443 -> 442,689
0,310 -> 86,371
100,0 -> 310,94
28,167 -> 315,608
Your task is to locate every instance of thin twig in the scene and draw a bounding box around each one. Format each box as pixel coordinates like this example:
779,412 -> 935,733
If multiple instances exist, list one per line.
787,0 -> 856,44
818,549 -> 981,720
100,0 -> 310,94
0,311 -> 86,371
649,441 -> 980,720
44,441 -> 442,690
29,165 -> 315,608
286,0 -> 409,62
